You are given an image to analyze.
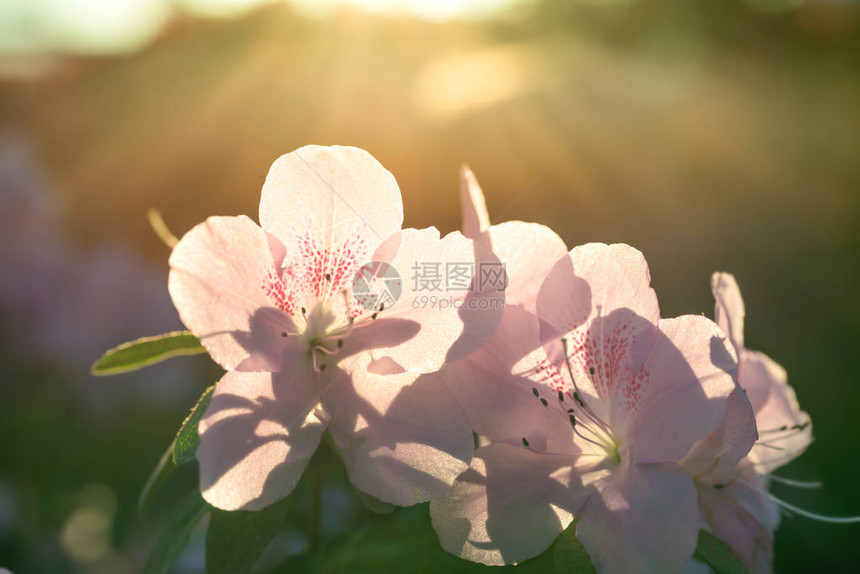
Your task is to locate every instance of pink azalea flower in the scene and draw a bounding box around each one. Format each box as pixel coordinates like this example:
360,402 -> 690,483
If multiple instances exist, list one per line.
711,273 -> 812,472
431,236 -> 738,573
681,273 -> 814,572
168,146 -> 503,510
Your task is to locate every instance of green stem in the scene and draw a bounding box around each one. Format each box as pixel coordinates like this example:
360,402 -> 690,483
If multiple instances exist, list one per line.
309,454 -> 322,554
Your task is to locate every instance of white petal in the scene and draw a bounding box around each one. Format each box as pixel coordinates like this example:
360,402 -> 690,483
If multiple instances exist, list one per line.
742,351 -> 812,473
627,316 -> 737,464
711,272 -> 745,350
577,462 -> 700,574
430,443 -> 587,566
168,215 -> 291,371
485,221 -> 567,313
367,227 -> 505,372
460,165 -> 490,239
197,367 -> 326,510
323,356 -> 474,506
259,145 -> 403,255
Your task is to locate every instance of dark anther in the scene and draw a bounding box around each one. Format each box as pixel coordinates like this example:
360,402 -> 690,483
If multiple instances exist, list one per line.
569,415 -> 576,427
371,312 -> 378,320
589,367 -> 595,375
714,484 -> 725,490
379,303 -> 385,311
780,425 -> 788,431
319,364 -> 327,372
540,398 -> 548,407
573,391 -> 585,407
567,408 -> 574,414
558,391 -> 565,402
532,387 -> 540,397
522,437 -> 530,447
325,273 -> 332,281
281,332 -> 288,337
337,339 -> 343,349
301,307 -> 307,315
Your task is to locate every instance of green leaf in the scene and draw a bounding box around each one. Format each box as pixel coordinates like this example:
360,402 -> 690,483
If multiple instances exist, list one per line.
551,519 -> 595,573
173,385 -> 215,464
206,496 -> 292,574
138,385 -> 216,515
138,440 -> 177,516
314,504 -> 506,574
515,518 -> 595,574
143,492 -> 209,574
694,530 -> 749,574
91,331 -> 206,375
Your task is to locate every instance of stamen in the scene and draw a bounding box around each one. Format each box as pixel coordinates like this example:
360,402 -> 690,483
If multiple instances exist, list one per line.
569,414 -> 576,427
755,442 -> 786,451
281,332 -> 288,337
540,398 -> 549,407
737,479 -> 860,524
522,437 -> 530,447
325,273 -> 332,282
769,476 -> 823,489
532,387 -> 540,397
337,339 -> 343,349
301,307 -> 307,315
371,312 -> 378,320
558,391 -> 565,403
759,422 -> 810,435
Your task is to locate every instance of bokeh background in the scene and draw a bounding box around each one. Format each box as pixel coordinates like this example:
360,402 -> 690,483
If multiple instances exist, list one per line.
1,0 -> 858,572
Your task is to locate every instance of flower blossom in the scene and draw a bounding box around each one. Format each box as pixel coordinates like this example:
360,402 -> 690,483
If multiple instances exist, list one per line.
681,273 -> 815,573
168,145 -> 503,510
431,170 -> 738,573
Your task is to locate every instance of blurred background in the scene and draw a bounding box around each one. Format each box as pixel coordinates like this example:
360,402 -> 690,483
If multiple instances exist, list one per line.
1,0 -> 858,572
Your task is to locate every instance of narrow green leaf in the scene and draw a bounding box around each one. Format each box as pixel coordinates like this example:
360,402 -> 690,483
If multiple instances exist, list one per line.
206,496 -> 292,574
694,530 -> 748,574
138,440 -> 178,516
143,492 -> 209,574
174,385 -> 215,464
91,331 -> 206,375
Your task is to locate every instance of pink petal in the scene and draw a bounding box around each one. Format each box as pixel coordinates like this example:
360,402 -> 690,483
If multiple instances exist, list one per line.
368,227 -> 505,372
627,315 -> 738,464
711,272 -> 745,350
460,165 -> 490,239
696,464 -> 779,574
259,145 -> 403,256
197,367 -> 325,511
681,385 -> 757,481
485,221 -> 567,313
539,243 -> 659,339
576,461 -> 700,574
430,442 -> 587,566
168,215 -> 291,371
741,350 -> 812,473
323,355 -> 474,506
445,305 -> 577,455
537,244 -> 660,420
